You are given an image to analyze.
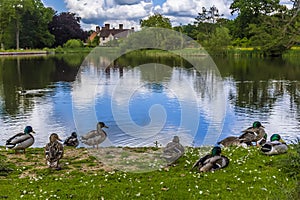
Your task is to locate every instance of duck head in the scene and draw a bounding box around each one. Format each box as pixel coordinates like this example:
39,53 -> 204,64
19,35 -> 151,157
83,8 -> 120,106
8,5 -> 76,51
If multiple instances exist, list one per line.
98,122 -> 109,128
253,121 -> 264,128
172,136 -> 180,143
24,126 -> 35,134
71,132 -> 77,138
270,134 -> 285,143
49,133 -> 62,143
211,146 -> 222,156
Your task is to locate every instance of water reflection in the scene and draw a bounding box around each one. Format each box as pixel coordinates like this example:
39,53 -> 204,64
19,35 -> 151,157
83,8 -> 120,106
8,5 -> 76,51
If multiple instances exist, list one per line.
0,54 -> 86,147
0,54 -> 299,147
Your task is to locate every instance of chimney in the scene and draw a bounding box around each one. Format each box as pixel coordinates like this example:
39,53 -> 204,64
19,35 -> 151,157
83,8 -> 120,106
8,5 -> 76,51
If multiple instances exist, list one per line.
105,24 -> 110,30
96,26 -> 100,33
119,24 -> 123,30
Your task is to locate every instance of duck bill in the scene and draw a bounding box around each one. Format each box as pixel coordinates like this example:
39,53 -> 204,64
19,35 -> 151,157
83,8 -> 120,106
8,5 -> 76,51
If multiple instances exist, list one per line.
104,125 -> 109,128
279,139 -> 285,143
31,130 -> 36,134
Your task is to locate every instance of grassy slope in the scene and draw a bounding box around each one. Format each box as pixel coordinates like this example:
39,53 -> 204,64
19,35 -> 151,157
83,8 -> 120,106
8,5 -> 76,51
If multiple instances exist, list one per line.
0,145 -> 299,200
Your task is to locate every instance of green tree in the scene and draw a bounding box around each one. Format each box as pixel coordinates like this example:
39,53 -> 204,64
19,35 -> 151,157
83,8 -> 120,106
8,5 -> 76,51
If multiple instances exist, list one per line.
230,0 -> 281,38
0,0 -> 54,49
249,6 -> 300,56
140,13 -> 172,29
20,1 -> 55,48
203,27 -> 232,54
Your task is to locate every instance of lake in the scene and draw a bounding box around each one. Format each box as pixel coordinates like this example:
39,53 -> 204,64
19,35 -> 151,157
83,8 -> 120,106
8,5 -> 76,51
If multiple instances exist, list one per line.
0,50 -> 299,148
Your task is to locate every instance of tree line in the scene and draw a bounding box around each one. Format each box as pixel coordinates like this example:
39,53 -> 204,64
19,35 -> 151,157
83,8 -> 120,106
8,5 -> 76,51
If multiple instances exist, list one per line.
0,0 -> 299,56
142,0 -> 299,56
0,0 -> 87,50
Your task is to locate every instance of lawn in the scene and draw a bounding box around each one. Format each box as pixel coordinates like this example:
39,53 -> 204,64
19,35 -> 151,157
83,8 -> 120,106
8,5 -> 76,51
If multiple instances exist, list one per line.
0,144 -> 299,199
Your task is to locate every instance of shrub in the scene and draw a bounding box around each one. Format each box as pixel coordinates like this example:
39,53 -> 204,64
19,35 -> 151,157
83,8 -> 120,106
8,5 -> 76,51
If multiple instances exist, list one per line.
63,39 -> 83,48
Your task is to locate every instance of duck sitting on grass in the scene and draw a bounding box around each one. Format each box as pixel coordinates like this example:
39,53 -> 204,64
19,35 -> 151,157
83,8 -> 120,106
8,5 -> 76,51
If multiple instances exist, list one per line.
239,121 -> 267,146
161,136 -> 185,164
45,133 -> 64,170
261,134 -> 288,155
6,126 -> 35,154
192,146 -> 229,172
64,132 -> 79,147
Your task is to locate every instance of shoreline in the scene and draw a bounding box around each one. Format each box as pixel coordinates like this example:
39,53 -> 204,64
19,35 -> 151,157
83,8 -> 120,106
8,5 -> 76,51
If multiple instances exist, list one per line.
0,51 -> 48,56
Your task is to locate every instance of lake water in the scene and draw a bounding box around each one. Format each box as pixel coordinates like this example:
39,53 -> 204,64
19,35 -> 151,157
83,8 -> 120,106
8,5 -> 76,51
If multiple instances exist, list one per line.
0,50 -> 299,148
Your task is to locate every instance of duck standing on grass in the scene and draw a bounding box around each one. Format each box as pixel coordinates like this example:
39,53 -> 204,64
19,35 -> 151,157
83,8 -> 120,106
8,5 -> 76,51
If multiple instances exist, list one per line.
64,132 -> 79,147
192,146 -> 229,172
45,133 -> 64,170
6,126 -> 35,154
261,134 -> 288,155
81,122 -> 108,148
161,136 -> 185,164
239,121 -> 267,146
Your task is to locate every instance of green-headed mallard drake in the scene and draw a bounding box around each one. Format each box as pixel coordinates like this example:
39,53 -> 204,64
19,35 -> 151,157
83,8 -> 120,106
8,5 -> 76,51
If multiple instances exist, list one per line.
6,126 -> 35,153
45,133 -> 64,169
161,136 -> 185,164
261,134 -> 288,155
239,121 -> 267,146
192,146 -> 229,172
81,122 -> 108,148
64,132 -> 79,147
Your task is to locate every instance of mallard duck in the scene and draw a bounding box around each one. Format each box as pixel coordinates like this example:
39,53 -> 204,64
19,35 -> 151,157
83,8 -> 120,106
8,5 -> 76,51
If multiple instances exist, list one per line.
217,136 -> 248,147
239,121 -> 267,146
261,134 -> 288,155
6,126 -> 35,153
64,132 -> 79,147
45,133 -> 64,169
192,146 -> 229,172
81,122 -> 108,148
161,136 -> 185,164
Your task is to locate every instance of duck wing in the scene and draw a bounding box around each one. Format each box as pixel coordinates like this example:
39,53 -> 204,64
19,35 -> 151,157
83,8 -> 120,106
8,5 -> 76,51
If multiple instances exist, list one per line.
45,141 -> 64,162
81,130 -> 98,140
6,133 -> 29,145
192,154 -> 211,169
218,136 -> 240,146
239,132 -> 256,144
6,133 -> 34,149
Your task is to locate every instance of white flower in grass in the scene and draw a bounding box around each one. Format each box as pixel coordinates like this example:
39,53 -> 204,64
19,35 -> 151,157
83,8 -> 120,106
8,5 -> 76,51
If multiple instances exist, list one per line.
160,182 -> 164,185
199,191 -> 203,194
261,188 -> 267,191
136,192 -> 141,197
20,195 -> 24,198
272,176 -> 276,179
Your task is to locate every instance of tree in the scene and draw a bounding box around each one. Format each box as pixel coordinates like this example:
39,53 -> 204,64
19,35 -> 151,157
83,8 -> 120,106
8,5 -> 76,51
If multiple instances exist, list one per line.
195,5 -> 223,24
20,1 -> 55,48
203,27 -> 232,54
230,0 -> 282,38
140,13 -> 172,29
249,6 -> 300,56
48,12 -> 88,47
0,0 -> 55,49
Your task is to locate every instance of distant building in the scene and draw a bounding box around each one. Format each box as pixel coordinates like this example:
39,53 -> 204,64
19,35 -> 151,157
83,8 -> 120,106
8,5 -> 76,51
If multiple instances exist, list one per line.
88,24 -> 134,46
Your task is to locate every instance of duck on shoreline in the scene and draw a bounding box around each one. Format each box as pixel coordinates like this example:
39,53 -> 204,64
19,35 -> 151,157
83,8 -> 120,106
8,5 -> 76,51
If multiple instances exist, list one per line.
81,122 -> 108,148
5,126 -> 35,154
45,133 -> 64,170
261,134 -> 288,155
64,132 -> 79,147
239,121 -> 267,146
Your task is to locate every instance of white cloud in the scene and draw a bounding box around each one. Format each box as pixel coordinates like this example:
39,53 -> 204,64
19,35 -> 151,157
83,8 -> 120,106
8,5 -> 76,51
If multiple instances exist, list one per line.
63,0 -> 294,30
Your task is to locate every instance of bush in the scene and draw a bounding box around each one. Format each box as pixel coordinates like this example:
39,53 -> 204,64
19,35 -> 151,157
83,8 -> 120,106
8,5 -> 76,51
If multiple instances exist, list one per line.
63,39 -> 83,48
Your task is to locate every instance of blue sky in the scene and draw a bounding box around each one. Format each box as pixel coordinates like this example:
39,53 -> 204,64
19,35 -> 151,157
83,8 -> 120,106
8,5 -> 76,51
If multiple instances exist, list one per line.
42,0 -> 293,31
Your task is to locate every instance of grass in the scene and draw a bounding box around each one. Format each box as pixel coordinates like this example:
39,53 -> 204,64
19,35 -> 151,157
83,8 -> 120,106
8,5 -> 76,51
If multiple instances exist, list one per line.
0,144 -> 299,199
